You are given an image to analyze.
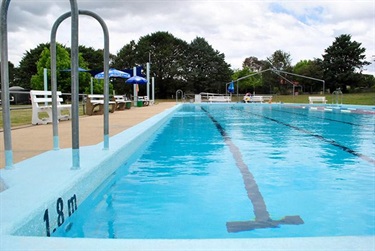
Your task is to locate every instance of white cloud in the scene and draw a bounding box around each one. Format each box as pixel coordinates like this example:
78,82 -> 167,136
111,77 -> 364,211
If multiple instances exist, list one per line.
3,0 -> 375,74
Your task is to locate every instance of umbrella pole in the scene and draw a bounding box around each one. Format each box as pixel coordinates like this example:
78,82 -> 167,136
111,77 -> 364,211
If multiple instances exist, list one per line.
147,62 -> 150,101
90,77 -> 93,95
152,77 -> 155,104
133,67 -> 137,106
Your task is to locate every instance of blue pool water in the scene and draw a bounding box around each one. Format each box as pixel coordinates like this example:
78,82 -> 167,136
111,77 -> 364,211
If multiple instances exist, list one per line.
55,104 -> 375,239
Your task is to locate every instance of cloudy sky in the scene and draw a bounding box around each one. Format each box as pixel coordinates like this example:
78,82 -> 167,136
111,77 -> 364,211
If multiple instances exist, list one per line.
5,0 -> 375,74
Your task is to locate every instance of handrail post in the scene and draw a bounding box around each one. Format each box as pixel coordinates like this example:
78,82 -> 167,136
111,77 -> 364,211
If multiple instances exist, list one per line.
70,0 -> 80,169
1,0 -> 13,169
51,12 -> 71,151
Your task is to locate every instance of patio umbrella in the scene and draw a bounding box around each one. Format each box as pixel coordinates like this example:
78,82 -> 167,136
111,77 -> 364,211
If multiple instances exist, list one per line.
126,76 -> 148,100
94,68 -> 131,79
228,81 -> 235,94
125,75 -> 148,84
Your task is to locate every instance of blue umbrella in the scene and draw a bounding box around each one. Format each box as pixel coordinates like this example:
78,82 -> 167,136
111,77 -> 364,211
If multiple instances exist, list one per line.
94,68 -> 131,79
228,81 -> 235,93
126,75 -> 148,84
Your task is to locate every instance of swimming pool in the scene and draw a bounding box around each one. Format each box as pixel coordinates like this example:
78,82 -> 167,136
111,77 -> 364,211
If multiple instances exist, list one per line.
53,104 -> 374,239
1,103 -> 374,250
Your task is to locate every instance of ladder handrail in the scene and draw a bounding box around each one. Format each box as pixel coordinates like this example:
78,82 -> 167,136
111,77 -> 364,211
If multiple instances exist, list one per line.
176,89 -> 184,103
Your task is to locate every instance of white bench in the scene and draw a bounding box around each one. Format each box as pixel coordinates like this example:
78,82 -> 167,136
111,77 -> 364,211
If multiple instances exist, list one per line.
244,95 -> 273,103
30,90 -> 71,125
309,96 -> 327,104
244,96 -> 264,103
86,94 -> 116,115
251,96 -> 264,103
114,95 -> 132,110
208,96 -> 231,103
137,96 -> 150,106
262,96 -> 273,102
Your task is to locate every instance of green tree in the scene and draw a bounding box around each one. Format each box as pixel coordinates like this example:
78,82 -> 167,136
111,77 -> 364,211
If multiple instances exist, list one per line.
30,44 -> 91,93
266,50 -> 293,94
114,32 -> 190,98
356,74 -> 375,91
0,61 -> 16,87
113,32 -> 232,98
232,67 -> 263,94
186,37 -> 232,94
141,32 -> 189,98
84,79 -> 114,95
77,46 -> 104,71
113,40 -> 138,69
321,34 -> 370,92
15,43 -> 50,89
110,40 -> 138,96
73,46 -> 117,95
293,59 -> 323,93
267,50 -> 292,71
242,56 -> 262,71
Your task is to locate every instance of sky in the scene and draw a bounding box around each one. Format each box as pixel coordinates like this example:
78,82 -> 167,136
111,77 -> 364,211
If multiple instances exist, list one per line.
5,0 -> 375,74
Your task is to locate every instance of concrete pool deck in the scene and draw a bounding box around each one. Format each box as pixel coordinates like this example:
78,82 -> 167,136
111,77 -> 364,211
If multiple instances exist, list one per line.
0,102 -> 374,251
0,102 -> 176,168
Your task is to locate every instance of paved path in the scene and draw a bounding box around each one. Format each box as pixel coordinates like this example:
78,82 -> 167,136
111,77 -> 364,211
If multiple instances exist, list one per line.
0,102 -> 176,168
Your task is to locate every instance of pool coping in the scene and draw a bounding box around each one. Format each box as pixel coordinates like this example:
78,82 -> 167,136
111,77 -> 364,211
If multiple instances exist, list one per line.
1,103 -> 374,250
1,235 -> 374,251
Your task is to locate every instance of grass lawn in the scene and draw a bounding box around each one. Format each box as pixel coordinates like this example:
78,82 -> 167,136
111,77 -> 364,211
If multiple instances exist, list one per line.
1,93 -> 374,128
272,92 -> 375,105
0,105 -> 85,128
222,92 -> 375,105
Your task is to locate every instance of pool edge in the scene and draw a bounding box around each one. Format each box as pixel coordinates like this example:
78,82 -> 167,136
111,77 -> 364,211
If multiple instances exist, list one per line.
1,235 -> 374,251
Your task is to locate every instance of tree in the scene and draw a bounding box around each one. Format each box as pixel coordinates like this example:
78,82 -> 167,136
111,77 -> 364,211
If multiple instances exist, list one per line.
77,46 -> 104,71
186,37 -> 232,94
113,40 -> 138,69
356,74 -> 375,91
15,43 -> 50,89
293,59 -> 323,93
139,32 -> 190,98
266,50 -> 293,94
113,32 -> 233,98
0,61 -> 16,87
242,56 -> 262,72
321,34 -> 370,92
231,68 -> 262,94
30,43 -> 91,93
267,50 -> 292,71
114,32 -> 189,98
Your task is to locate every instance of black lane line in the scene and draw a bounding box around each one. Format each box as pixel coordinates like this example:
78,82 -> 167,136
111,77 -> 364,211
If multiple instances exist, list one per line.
272,107 -> 366,127
201,107 -> 304,233
244,109 -> 375,166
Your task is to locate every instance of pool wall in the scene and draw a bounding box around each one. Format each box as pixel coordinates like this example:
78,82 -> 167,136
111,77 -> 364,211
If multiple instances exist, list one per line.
1,103 -> 374,251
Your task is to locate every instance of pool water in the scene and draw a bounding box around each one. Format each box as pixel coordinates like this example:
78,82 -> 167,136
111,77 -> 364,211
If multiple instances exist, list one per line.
55,104 -> 375,239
